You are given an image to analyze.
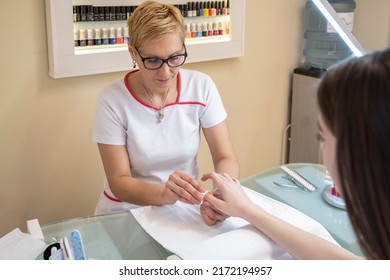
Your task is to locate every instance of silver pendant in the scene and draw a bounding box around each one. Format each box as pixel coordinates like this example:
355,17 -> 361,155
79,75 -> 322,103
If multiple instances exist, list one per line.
157,110 -> 164,122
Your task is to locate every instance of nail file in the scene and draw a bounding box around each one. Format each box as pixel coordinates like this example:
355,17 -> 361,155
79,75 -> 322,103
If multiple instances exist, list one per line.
70,230 -> 87,260
280,165 -> 317,191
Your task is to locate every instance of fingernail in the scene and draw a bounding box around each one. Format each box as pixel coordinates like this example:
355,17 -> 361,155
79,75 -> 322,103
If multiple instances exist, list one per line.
198,191 -> 208,202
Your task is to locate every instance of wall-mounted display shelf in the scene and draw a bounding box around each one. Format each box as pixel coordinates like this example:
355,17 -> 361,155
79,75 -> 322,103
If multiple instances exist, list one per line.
45,0 -> 245,78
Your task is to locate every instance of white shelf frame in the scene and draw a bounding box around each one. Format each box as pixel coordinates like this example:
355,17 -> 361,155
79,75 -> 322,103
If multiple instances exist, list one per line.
45,0 -> 246,78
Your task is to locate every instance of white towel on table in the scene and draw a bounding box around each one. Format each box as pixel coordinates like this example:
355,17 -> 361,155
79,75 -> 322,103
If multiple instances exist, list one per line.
130,187 -> 339,260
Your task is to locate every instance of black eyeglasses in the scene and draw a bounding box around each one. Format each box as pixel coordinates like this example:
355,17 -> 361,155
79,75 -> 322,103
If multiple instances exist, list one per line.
134,44 -> 188,70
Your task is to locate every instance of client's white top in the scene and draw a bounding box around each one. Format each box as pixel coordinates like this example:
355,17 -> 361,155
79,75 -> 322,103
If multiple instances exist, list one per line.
93,69 -> 227,213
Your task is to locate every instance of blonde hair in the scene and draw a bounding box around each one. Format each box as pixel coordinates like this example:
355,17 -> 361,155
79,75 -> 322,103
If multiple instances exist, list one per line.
127,1 -> 185,48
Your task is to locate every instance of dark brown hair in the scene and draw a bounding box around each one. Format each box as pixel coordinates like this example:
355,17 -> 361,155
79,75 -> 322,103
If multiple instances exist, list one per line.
317,48 -> 390,259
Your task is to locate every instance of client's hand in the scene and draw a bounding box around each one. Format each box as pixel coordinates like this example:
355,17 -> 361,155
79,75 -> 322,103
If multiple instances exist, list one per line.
200,191 -> 229,226
165,170 -> 206,205
202,172 -> 252,218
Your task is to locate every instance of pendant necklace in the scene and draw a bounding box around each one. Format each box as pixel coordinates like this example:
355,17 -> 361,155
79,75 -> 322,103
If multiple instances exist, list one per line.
141,82 -> 171,122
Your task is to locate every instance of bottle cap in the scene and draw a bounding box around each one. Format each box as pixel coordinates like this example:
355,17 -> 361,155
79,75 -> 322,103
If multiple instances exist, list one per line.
116,27 -> 122,37
94,28 -> 101,39
109,27 -> 116,38
79,29 -> 86,40
190,23 -> 196,32
202,22 -> 208,31
102,28 -> 108,38
87,29 -> 93,39
185,23 -> 190,32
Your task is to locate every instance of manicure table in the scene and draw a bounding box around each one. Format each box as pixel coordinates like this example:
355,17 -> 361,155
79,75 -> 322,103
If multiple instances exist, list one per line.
38,163 -> 362,259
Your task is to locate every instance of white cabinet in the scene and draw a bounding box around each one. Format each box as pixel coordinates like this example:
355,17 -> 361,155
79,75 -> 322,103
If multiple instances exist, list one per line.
45,0 -> 245,78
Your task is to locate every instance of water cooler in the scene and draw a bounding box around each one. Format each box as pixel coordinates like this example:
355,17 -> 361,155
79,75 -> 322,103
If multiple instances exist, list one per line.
303,0 -> 356,69
288,0 -> 356,164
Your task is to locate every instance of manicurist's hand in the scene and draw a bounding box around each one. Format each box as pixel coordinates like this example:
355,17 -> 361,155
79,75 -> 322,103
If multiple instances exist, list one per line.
165,170 -> 206,205
202,172 -> 253,218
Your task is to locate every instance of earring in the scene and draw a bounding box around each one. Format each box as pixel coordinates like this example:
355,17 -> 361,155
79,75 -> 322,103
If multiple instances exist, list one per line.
133,60 -> 137,69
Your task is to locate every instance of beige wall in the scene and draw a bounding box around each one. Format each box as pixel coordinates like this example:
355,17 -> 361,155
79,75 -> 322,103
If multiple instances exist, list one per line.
0,0 -> 388,237
354,0 -> 390,51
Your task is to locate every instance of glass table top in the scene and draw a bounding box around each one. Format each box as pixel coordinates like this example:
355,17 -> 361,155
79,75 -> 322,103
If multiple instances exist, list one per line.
38,211 -> 170,260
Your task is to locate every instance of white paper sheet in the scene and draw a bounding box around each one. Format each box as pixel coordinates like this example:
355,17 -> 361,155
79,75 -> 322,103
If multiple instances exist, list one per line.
0,228 -> 47,260
131,187 -> 339,260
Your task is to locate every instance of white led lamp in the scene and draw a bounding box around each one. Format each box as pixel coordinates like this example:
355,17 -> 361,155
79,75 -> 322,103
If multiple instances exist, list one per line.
311,0 -> 365,57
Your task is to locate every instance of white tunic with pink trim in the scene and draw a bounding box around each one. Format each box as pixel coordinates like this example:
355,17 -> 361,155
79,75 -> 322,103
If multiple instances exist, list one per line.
93,69 -> 227,214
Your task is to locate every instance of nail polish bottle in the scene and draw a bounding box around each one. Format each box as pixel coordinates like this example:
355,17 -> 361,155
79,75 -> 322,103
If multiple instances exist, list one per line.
225,19 -> 230,35
186,2 -> 190,17
226,0 -> 230,15
109,27 -> 116,44
73,6 -> 78,22
210,2 -> 216,16
199,2 -> 204,17
116,6 -> 121,21
218,21 -> 224,36
74,30 -> 79,47
79,29 -> 87,46
187,2 -> 193,17
123,27 -> 130,44
207,2 -> 212,16
104,7 -> 110,21
93,6 -> 99,21
212,21 -> 218,36
191,1 -> 196,17
80,5 -> 87,22
185,23 -> 191,38
102,28 -> 109,45
121,6 -> 126,20
109,6 -> 116,21
190,22 -> 197,38
204,2 -> 209,17
94,28 -> 102,45
207,21 -> 213,36
87,29 -> 94,46
202,22 -> 208,37
76,6 -> 82,22
98,7 -> 105,21
197,22 -> 202,37
116,27 -> 123,44
216,1 -> 221,16
87,5 -> 94,21
222,1 -> 227,15
126,6 -> 131,20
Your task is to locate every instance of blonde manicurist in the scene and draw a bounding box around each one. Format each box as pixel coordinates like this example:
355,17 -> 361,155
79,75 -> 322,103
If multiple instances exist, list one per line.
203,48 -> 390,259
93,1 -> 239,225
